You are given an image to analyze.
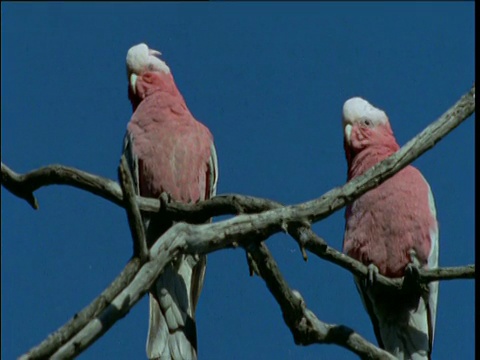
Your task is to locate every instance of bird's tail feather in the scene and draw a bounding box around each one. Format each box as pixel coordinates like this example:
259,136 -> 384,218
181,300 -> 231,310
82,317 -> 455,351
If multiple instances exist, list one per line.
378,296 -> 431,360
146,260 -> 199,360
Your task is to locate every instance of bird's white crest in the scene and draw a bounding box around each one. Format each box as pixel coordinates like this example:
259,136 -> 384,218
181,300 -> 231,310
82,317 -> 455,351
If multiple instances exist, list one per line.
126,43 -> 170,77
342,97 -> 388,127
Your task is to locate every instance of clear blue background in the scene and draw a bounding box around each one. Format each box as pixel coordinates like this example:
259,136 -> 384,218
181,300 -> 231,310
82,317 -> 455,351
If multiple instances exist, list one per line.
1,3 -> 474,360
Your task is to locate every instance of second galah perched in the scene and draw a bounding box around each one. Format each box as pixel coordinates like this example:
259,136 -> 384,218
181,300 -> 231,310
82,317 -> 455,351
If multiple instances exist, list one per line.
342,97 -> 439,360
123,43 -> 218,360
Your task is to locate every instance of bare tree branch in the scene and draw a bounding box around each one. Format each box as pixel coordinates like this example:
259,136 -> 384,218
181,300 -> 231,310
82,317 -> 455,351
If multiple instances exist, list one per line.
19,207 -> 475,359
418,264 -> 475,281
40,215 -> 396,359
21,209 -> 475,359
18,227 -> 474,359
1,162 -> 124,210
247,242 -> 396,359
5,84 -> 475,359
118,155 -> 149,262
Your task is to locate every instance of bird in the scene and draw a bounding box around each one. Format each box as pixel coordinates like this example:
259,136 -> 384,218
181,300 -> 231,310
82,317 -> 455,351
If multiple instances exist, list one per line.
342,97 -> 439,359
123,43 -> 218,360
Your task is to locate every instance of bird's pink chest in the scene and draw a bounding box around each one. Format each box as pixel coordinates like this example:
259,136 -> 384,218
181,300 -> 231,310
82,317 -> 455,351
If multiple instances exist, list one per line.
344,166 -> 435,277
128,109 -> 211,203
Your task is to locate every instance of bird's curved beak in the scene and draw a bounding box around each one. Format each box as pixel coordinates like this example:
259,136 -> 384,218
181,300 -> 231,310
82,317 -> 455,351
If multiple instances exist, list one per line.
344,124 -> 352,145
129,73 -> 138,95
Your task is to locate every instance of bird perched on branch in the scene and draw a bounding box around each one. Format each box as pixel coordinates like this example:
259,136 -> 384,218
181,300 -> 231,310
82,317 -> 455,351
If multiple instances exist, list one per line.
123,43 -> 218,360
342,97 -> 439,360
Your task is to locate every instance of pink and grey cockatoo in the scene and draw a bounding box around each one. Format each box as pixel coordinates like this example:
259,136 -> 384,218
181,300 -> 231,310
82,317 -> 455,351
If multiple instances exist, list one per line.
342,97 -> 439,359
123,43 -> 218,360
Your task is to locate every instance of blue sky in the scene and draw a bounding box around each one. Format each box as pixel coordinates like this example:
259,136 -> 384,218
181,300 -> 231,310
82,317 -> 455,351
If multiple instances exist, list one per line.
1,2 -> 474,360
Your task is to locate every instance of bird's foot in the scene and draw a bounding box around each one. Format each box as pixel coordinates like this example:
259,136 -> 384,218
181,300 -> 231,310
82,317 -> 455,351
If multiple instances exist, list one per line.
404,263 -> 420,281
404,249 -> 421,287
403,249 -> 426,300
158,192 -> 172,210
366,263 -> 379,287
407,249 -> 421,267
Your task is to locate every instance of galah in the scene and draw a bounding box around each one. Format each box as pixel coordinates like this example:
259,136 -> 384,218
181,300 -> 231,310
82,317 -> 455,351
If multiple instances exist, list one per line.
123,43 -> 218,360
342,97 -> 439,360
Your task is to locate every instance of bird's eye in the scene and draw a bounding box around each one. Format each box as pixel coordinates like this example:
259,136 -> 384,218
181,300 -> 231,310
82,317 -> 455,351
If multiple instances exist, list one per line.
362,118 -> 372,127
